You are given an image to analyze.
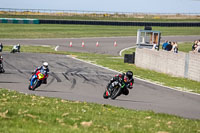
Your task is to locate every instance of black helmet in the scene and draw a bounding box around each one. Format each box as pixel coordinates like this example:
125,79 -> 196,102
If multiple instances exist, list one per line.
126,71 -> 133,80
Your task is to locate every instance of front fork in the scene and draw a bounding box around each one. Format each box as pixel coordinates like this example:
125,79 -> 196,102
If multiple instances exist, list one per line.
30,75 -> 37,86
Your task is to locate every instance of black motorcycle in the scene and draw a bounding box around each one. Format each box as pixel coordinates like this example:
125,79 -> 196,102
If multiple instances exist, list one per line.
103,81 -> 126,100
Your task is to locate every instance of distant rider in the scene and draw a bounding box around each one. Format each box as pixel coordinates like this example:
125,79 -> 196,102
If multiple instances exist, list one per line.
0,43 -> 3,52
11,44 -> 20,53
30,62 -> 49,87
0,55 -> 5,73
104,71 -> 134,98
0,55 -> 3,64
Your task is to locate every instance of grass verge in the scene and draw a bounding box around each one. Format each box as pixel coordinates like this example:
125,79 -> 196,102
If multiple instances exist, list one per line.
3,45 -> 200,94
0,88 -> 200,133
1,23 -> 200,39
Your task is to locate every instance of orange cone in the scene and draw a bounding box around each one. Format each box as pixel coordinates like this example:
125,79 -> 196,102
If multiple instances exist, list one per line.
96,41 -> 99,47
82,41 -> 85,47
114,41 -> 117,47
69,41 -> 72,47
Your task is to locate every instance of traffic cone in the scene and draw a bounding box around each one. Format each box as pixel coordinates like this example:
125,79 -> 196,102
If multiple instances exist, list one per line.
69,41 -> 72,47
96,41 -> 99,47
82,41 -> 85,47
114,41 -> 117,47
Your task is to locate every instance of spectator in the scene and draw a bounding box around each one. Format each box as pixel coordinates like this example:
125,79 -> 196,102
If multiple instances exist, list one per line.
195,41 -> 200,53
162,40 -> 168,50
192,40 -> 198,51
171,42 -> 178,53
165,41 -> 172,51
152,41 -> 158,50
0,43 -> 3,52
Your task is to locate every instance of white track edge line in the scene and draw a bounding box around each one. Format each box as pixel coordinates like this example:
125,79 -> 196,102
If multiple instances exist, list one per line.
119,46 -> 137,56
55,45 -> 59,51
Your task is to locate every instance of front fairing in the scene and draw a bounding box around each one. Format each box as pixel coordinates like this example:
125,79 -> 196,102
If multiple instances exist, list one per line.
36,71 -> 46,80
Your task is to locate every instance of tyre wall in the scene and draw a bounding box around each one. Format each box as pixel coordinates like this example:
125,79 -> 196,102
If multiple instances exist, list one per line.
0,18 -> 200,26
39,19 -> 200,27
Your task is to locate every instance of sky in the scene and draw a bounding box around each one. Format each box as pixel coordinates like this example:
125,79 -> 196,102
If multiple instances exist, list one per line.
0,0 -> 200,14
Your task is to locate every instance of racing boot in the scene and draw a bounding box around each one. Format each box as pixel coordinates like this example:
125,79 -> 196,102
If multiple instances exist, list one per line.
103,89 -> 110,99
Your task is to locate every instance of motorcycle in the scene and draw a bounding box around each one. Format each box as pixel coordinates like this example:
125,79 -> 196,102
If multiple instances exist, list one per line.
10,45 -> 20,53
28,70 -> 47,91
103,81 -> 126,100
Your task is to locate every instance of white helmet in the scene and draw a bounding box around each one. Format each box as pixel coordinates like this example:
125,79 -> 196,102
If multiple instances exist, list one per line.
43,62 -> 48,69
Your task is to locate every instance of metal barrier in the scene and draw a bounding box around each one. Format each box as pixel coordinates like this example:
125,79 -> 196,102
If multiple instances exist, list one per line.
39,19 -> 200,27
0,18 -> 39,24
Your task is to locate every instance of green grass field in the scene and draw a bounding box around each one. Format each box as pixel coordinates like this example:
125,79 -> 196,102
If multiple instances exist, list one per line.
0,23 -> 200,39
0,88 -> 200,133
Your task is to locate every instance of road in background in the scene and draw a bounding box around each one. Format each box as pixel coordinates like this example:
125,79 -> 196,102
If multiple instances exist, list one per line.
0,35 -> 199,56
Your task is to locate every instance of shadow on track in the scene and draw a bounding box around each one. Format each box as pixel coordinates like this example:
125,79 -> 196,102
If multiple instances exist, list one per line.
35,89 -> 72,93
115,98 -> 151,103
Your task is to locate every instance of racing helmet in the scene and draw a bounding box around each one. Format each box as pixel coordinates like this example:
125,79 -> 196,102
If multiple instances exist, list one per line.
125,71 -> 133,82
43,62 -> 48,70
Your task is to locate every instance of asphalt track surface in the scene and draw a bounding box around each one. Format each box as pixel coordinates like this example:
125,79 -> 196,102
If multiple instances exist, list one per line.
0,36 -> 200,119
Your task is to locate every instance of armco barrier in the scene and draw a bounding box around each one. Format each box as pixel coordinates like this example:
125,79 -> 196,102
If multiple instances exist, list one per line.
0,18 -> 39,24
135,48 -> 200,82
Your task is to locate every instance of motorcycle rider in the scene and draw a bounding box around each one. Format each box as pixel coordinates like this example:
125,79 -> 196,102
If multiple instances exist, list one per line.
104,71 -> 134,98
0,43 -> 3,52
30,62 -> 49,88
0,55 -> 5,73
11,44 -> 20,53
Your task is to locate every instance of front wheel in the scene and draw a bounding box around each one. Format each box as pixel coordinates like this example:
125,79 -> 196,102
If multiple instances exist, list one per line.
110,85 -> 121,100
29,79 -> 41,91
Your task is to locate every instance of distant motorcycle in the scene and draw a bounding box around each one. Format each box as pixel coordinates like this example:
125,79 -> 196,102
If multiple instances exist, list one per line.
28,70 -> 47,91
103,81 -> 126,100
10,44 -> 20,53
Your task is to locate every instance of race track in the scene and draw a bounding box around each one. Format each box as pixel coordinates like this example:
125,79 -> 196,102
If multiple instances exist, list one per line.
0,36 -> 200,119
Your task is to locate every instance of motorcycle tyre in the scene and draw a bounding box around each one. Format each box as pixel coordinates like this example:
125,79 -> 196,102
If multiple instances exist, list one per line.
0,69 -> 5,73
29,79 -> 39,91
110,85 -> 121,100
